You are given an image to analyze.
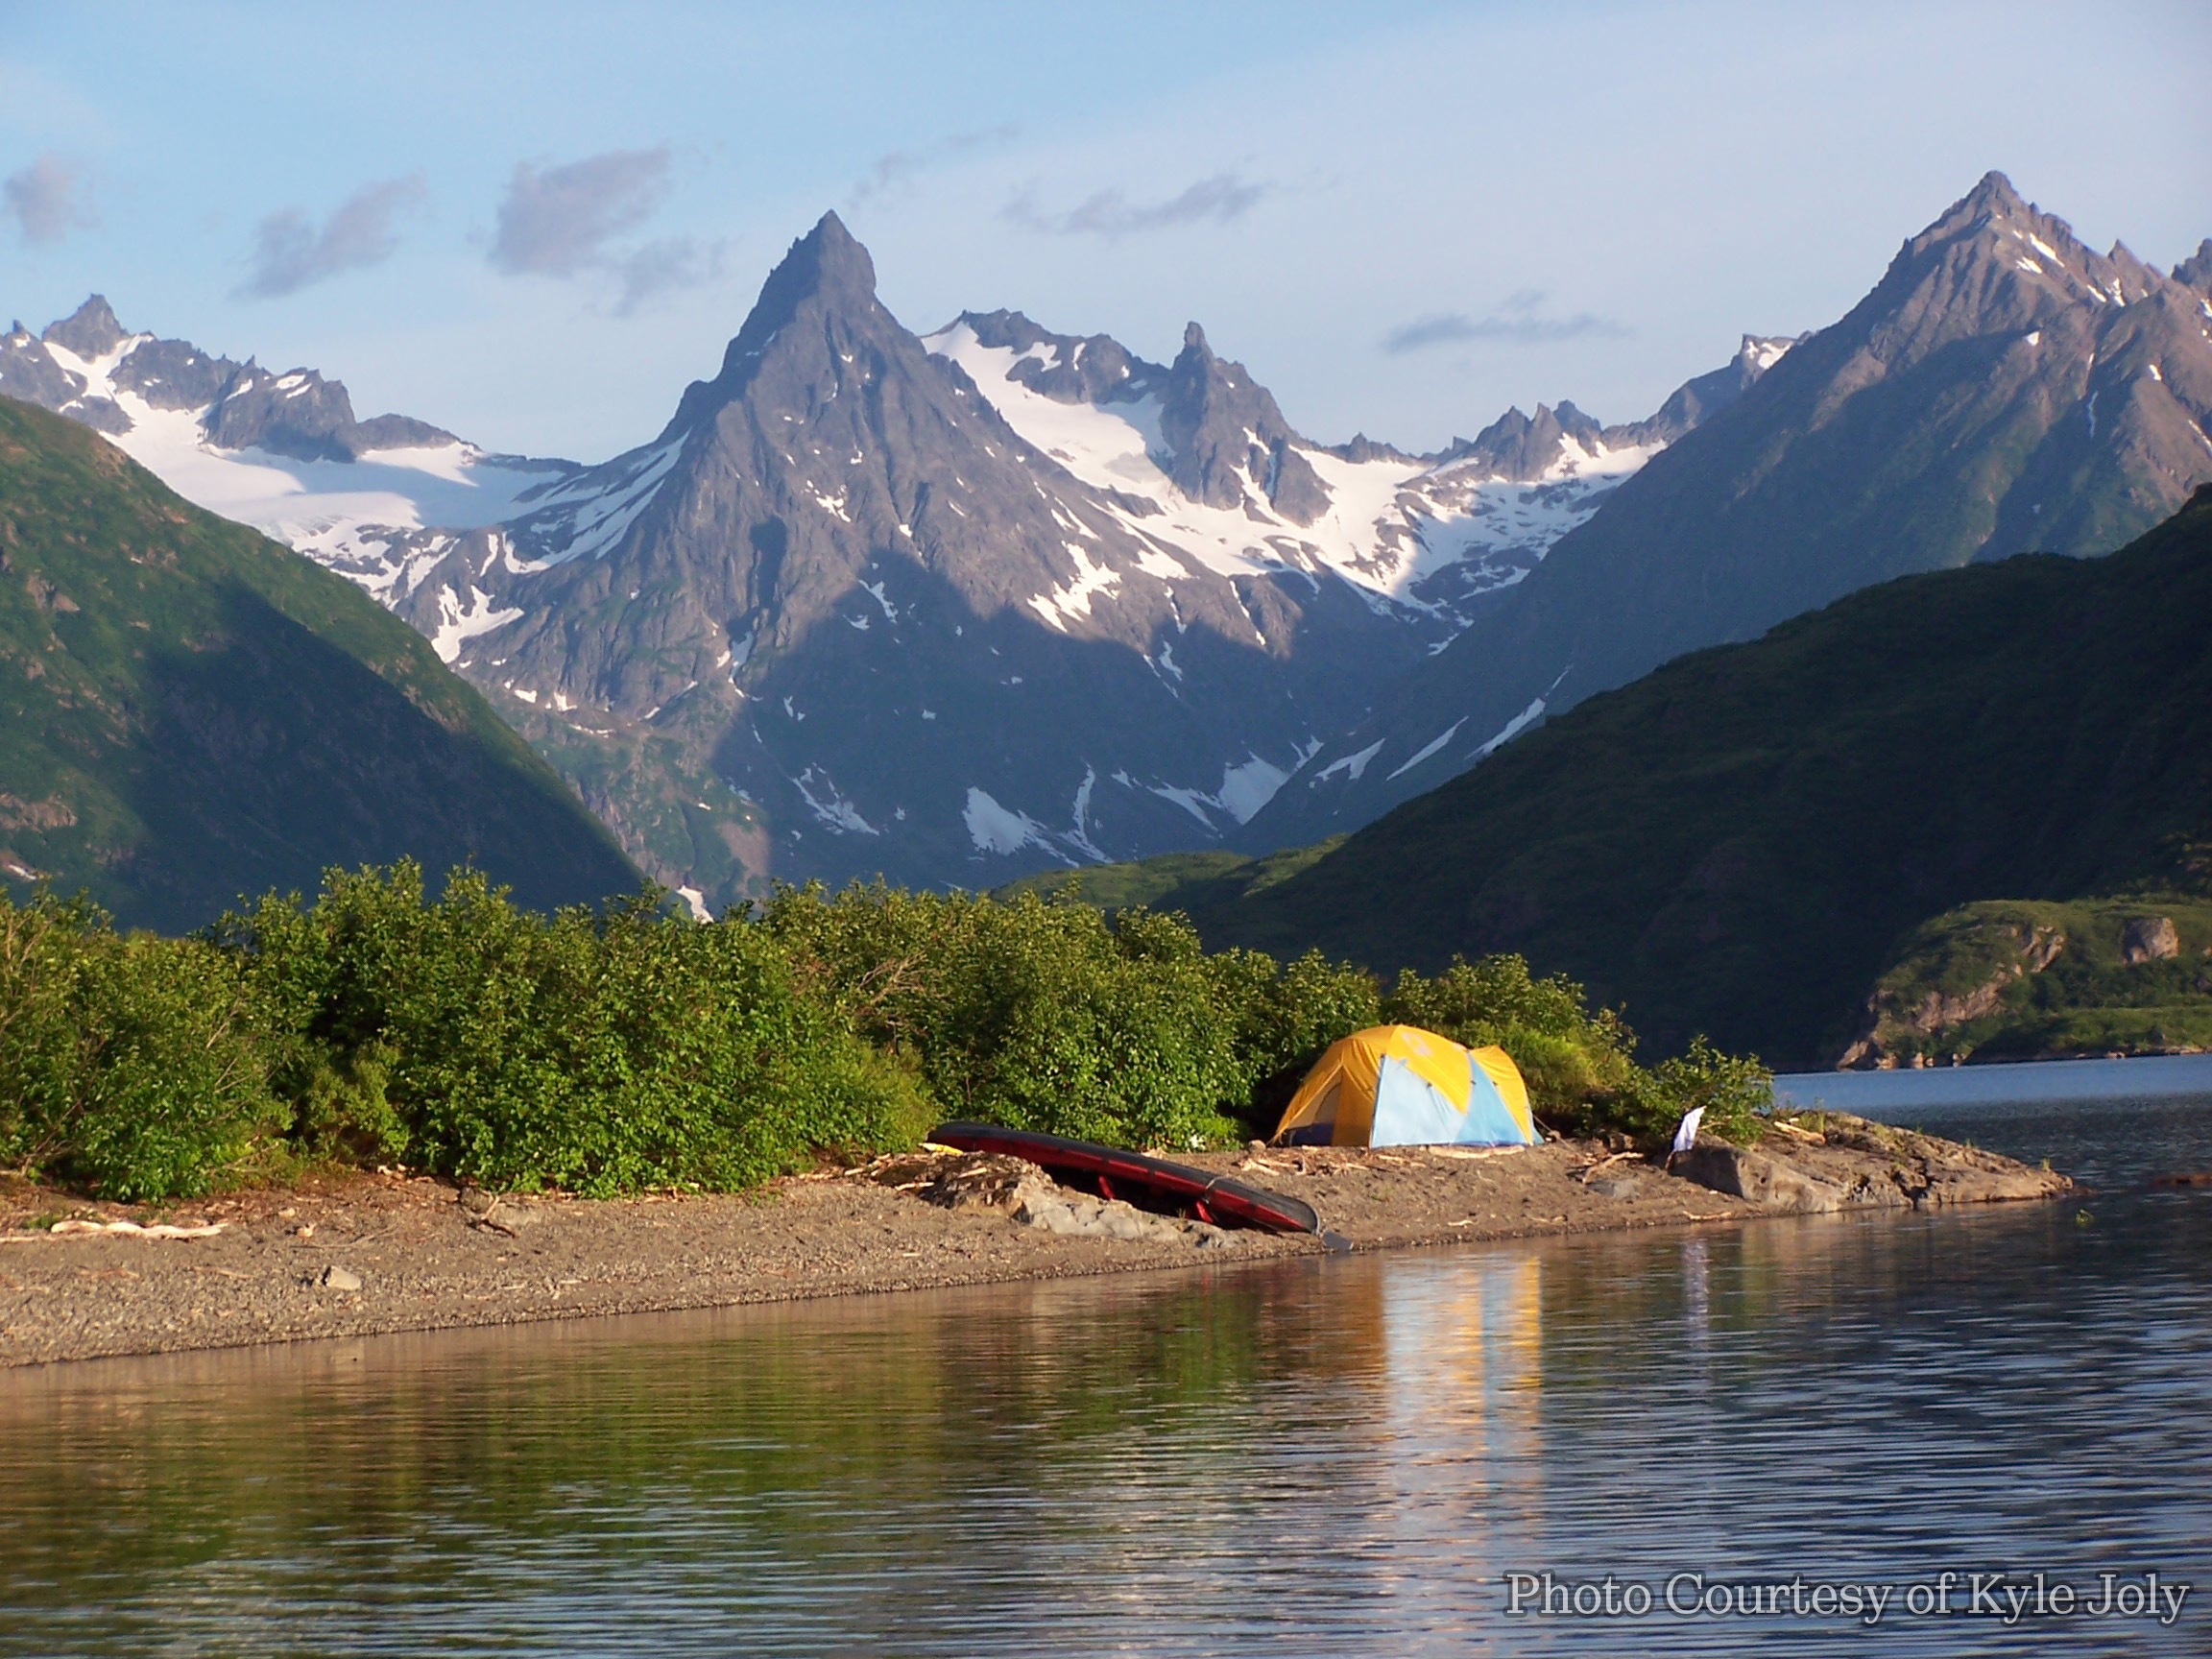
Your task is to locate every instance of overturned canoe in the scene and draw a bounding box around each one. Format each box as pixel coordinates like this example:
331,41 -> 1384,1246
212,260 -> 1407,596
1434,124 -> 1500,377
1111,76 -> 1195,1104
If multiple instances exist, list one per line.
927,1121 -> 1328,1238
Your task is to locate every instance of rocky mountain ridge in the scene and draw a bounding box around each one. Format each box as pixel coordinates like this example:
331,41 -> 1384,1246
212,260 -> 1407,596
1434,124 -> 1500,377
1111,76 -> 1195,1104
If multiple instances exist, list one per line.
5,217 -> 1755,910
1244,172 -> 2212,850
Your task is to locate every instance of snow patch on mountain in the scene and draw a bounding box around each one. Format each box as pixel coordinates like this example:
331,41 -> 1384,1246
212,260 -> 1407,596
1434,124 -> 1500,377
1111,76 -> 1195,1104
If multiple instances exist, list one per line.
964,786 -> 1062,859
506,437 -> 685,567
1474,694 -> 1549,758
430,585 -> 523,664
1385,719 -> 1467,781
1027,542 -> 1123,630
795,766 -> 878,836
1311,738 -> 1385,784
1136,752 -> 1303,830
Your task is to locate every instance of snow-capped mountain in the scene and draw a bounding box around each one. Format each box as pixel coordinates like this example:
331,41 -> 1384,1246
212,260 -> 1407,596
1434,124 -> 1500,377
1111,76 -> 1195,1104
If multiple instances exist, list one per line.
1242,172 -> 2212,853
924,311 -> 1792,631
0,299 -> 573,555
3,221 -> 1764,911
355,215 -> 1478,904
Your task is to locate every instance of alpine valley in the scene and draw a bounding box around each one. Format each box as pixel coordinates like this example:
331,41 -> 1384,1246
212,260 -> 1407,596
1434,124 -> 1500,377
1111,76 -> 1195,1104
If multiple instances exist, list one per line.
4,173 -> 2208,919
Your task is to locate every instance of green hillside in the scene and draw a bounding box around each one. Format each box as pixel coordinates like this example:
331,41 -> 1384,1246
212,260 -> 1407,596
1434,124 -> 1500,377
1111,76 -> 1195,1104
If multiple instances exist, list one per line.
0,397 -> 637,930
1041,487 -> 2212,1069
1846,898 -> 2212,1065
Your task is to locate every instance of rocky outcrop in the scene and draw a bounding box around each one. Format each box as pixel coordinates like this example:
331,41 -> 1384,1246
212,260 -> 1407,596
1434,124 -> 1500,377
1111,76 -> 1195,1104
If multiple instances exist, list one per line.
862,1148 -> 1229,1247
1675,1113 -> 2070,1213
1838,923 -> 2065,1068
2120,915 -> 2179,963
1157,322 -> 1331,523
42,295 -> 128,358
2176,240 -> 2212,297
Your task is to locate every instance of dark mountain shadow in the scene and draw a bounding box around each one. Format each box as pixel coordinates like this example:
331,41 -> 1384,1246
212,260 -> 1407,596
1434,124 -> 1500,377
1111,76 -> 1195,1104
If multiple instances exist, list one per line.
115,581 -> 637,930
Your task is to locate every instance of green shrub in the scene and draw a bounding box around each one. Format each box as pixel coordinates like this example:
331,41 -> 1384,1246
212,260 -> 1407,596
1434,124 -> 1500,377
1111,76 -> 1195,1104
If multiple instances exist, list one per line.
3,864 -> 1774,1198
760,883 -> 1247,1148
1381,955 -> 1636,1119
216,864 -> 919,1195
0,893 -> 281,1198
1614,1036 -> 1774,1147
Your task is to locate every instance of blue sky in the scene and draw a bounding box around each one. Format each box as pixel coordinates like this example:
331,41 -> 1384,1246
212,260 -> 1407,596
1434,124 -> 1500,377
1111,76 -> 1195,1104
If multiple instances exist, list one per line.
4,0 -> 2207,459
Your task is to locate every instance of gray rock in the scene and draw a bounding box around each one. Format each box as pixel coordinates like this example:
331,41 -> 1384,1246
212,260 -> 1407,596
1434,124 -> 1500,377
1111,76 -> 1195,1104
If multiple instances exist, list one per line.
2121,915 -> 2179,964
43,296 -> 128,359
109,336 -> 247,412
319,1264 -> 364,1292
1157,322 -> 1331,523
0,326 -> 84,409
2176,238 -> 2212,297
1011,1185 -> 1223,1247
1673,1143 -> 1849,1214
204,365 -> 362,463
955,308 -> 1166,407
1676,1114 -> 2070,1213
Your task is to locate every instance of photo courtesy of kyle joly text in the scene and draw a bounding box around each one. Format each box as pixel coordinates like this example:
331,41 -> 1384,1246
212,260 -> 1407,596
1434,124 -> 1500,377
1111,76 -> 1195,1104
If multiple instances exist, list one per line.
1503,1571 -> 2194,1629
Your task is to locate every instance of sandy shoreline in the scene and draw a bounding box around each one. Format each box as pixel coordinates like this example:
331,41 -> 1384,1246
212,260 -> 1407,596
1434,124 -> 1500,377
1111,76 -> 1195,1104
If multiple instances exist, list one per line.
0,1121 -> 2070,1369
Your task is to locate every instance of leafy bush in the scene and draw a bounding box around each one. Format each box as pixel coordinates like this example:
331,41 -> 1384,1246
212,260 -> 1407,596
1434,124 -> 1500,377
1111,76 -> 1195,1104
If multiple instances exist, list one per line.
214,864 -> 923,1196
759,883 -> 1250,1148
1,866 -> 1772,1199
0,894 -> 281,1198
1630,1035 -> 1772,1146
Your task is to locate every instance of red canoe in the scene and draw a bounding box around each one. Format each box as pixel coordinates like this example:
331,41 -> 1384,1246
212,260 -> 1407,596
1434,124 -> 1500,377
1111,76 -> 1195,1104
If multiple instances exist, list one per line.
927,1120 -> 1336,1241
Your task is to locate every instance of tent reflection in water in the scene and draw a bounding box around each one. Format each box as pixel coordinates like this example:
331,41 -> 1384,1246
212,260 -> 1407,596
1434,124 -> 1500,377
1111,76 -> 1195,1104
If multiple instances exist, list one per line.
1273,1024 -> 1541,1148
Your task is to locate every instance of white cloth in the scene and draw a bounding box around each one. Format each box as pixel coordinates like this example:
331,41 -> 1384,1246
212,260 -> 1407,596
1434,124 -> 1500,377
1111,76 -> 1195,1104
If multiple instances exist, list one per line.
1671,1106 -> 1706,1155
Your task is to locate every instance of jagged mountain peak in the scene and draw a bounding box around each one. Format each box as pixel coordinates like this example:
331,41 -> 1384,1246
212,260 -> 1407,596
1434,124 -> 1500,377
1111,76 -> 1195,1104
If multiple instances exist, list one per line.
1897,172 -> 2168,309
1960,168 -> 2029,218
957,308 -> 1058,352
1157,319 -> 1328,520
2176,239 -> 2212,296
758,211 -> 878,309
1916,171 -> 2081,263
660,213 -> 908,443
706,211 -> 882,372
1434,399 -> 1605,480
43,295 -> 130,359
793,208 -> 875,287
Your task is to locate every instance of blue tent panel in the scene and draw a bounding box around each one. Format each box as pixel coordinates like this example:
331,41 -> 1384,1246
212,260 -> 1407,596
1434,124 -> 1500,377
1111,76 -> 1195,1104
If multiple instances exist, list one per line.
1455,1056 -> 1531,1144
1369,1054 -> 1464,1147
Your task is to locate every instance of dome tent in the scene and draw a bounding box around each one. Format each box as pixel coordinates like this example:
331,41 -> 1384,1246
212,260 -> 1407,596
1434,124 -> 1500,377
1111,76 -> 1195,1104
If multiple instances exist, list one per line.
1272,1025 -> 1539,1148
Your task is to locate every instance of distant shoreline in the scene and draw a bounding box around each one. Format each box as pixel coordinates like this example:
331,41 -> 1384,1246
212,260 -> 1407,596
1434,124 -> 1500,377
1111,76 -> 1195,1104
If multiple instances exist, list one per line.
1776,1052 -> 2212,1113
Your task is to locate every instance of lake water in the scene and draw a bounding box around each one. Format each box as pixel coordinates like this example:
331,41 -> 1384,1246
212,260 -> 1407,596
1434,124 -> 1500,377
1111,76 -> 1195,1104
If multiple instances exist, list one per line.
3,1070 -> 2208,1656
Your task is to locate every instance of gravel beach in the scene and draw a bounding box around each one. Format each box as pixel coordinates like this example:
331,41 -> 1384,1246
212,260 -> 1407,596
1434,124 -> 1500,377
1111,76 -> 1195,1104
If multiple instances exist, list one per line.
0,1116 -> 2069,1368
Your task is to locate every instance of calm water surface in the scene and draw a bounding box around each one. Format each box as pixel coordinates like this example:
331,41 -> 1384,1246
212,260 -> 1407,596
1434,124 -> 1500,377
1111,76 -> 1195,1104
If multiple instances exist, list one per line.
4,1081 -> 2208,1657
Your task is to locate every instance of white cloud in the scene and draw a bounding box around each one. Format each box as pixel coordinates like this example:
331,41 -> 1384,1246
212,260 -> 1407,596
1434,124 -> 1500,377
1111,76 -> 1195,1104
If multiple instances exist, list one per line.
4,152 -> 92,245
493,148 -> 671,276
1004,172 -> 1267,237
240,175 -> 425,298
